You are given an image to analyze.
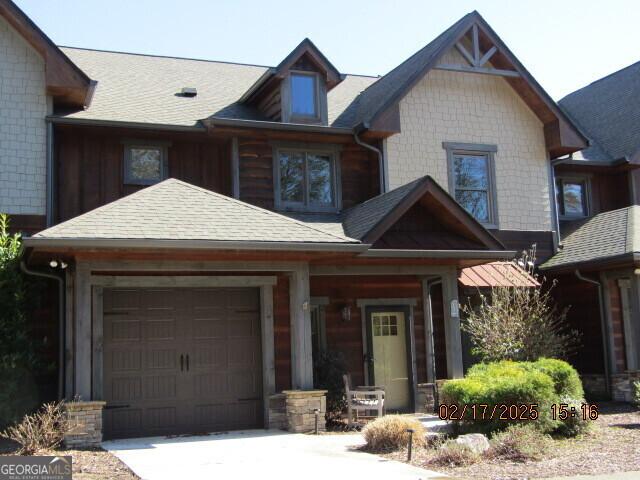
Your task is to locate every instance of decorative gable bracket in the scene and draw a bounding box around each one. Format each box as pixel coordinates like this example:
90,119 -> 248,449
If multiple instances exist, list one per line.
435,23 -> 520,78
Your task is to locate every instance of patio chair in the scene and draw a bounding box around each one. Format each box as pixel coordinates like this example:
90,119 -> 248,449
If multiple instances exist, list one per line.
342,374 -> 385,426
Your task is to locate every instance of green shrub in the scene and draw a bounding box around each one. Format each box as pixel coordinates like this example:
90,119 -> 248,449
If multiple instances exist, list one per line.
362,415 -> 426,452
554,397 -> 590,437
633,381 -> 640,408
488,423 -> 552,462
427,440 -> 479,467
441,360 -> 558,434
531,358 -> 584,399
313,350 -> 347,421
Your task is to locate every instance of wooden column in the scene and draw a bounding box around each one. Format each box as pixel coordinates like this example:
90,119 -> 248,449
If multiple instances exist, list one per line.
441,268 -> 464,379
421,278 -> 436,384
289,264 -> 313,389
260,284 -> 276,426
74,265 -> 92,400
64,269 -> 75,400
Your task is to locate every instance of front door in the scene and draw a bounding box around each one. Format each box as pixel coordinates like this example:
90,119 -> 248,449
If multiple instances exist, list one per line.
370,310 -> 410,411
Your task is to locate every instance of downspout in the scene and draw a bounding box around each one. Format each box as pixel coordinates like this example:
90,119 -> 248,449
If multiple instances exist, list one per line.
354,130 -> 386,194
574,269 -> 611,396
20,255 -> 65,401
550,155 -> 572,251
45,117 -> 54,227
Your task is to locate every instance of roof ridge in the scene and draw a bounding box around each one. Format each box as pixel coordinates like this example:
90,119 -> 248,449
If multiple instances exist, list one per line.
168,179 -> 358,243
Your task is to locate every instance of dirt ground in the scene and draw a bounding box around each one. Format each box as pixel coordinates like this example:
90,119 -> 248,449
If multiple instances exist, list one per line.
0,439 -> 138,480
385,402 -> 640,480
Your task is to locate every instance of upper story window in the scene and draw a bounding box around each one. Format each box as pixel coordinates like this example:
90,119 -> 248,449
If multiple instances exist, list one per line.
289,73 -> 319,121
275,146 -> 340,212
124,143 -> 168,185
444,142 -> 498,228
556,176 -> 589,218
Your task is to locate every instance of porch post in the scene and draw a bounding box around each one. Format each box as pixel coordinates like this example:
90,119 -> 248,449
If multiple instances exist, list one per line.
289,264 -> 313,389
442,268 -> 464,379
74,264 -> 93,400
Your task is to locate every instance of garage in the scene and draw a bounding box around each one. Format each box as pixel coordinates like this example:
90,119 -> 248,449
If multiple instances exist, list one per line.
102,287 -> 263,439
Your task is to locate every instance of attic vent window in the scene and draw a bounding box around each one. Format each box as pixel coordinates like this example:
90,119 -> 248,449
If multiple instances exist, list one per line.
181,87 -> 197,97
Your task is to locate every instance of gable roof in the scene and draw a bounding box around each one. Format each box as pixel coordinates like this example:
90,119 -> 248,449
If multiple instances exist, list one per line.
541,206 -> 640,271
347,10 -> 586,157
341,175 -> 505,250
26,178 -> 364,251
0,0 -> 92,107
559,61 -> 640,165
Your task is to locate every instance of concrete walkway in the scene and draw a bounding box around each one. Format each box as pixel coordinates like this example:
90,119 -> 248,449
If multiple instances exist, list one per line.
540,473 -> 640,480
103,430 -> 447,480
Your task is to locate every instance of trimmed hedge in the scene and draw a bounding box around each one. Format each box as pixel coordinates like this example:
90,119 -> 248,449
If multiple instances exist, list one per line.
440,359 -> 584,435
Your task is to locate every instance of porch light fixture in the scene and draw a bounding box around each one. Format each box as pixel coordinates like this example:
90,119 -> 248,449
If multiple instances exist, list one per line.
341,305 -> 351,322
49,260 -> 58,268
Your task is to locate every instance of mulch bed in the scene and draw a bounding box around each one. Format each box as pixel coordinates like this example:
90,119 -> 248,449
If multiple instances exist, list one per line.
0,439 -> 138,480
383,402 -> 640,480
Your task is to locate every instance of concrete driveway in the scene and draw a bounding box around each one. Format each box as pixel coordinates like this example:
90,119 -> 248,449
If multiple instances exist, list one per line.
103,430 -> 447,480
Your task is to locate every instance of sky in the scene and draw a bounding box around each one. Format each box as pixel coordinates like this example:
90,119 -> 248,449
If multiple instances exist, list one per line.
15,0 -> 640,100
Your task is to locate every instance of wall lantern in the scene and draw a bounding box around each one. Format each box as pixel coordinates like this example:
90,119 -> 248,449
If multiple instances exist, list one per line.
341,304 -> 351,322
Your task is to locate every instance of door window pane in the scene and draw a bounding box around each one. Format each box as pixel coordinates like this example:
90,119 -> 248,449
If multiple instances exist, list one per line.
291,74 -> 317,117
308,154 -> 333,204
279,151 -> 305,203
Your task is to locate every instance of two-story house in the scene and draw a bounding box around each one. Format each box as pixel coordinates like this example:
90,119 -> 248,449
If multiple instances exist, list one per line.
2,0 -> 587,439
540,62 -> 640,402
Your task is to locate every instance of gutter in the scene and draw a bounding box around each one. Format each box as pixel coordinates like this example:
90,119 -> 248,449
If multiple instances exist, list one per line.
23,237 -> 370,253
574,270 -> 611,396
550,155 -> 572,250
353,126 -> 386,194
204,117 -> 353,135
20,256 -> 65,401
359,249 -> 517,259
47,116 -> 206,133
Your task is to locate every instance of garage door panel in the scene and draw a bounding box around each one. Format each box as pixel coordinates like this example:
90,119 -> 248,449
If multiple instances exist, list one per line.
103,287 -> 263,439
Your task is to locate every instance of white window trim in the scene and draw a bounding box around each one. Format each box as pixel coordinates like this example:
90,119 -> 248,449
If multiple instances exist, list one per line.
556,175 -> 591,220
123,142 -> 169,186
272,143 -> 342,213
444,142 -> 499,229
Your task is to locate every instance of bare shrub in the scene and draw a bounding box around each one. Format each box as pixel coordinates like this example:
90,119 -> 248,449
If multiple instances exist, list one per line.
362,415 -> 426,452
462,245 -> 580,362
0,402 -> 68,455
488,423 -> 552,462
427,440 -> 479,467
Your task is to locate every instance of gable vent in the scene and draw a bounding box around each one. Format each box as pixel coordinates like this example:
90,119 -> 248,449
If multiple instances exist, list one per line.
181,87 -> 197,97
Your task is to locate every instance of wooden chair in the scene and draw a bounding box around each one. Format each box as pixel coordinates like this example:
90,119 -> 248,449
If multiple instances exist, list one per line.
343,374 -> 385,426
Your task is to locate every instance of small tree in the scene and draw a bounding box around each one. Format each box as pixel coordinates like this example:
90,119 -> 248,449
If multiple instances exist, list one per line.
0,214 -> 41,429
461,245 -> 579,362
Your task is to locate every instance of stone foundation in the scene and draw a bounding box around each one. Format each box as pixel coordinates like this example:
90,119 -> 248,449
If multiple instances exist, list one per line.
416,383 -> 437,413
64,401 -> 106,448
280,390 -> 327,433
268,393 -> 287,430
581,374 -> 608,399
611,371 -> 640,402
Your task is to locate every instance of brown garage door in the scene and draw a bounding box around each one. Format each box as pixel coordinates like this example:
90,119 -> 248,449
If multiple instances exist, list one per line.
103,287 -> 263,439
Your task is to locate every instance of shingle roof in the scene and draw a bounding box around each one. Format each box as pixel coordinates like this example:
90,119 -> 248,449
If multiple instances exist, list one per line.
32,178 -> 359,245
57,47 -> 378,128
541,206 -> 640,270
559,61 -> 640,163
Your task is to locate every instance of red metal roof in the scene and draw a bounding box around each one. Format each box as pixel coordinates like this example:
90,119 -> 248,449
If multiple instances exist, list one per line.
459,261 -> 539,288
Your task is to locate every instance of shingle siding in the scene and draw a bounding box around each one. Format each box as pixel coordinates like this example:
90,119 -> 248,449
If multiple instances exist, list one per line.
384,48 -> 552,232
0,16 -> 48,216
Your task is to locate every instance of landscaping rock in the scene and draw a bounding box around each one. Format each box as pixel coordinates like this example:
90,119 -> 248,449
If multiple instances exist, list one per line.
454,433 -> 490,454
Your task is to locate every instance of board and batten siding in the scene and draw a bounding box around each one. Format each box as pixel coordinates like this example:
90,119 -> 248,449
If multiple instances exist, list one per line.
0,16 -> 49,216
384,48 -> 552,232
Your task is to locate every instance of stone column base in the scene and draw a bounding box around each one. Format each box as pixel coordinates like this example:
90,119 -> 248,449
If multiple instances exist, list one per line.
612,371 -> 640,402
580,374 -> 608,398
268,393 -> 287,430
64,401 -> 106,448
279,390 -> 327,433
416,383 -> 437,413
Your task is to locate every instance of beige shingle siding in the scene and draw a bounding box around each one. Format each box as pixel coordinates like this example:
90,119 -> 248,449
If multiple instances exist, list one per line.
59,48 -> 377,128
0,17 -> 47,216
34,179 -> 359,244
542,206 -> 640,269
384,48 -> 552,232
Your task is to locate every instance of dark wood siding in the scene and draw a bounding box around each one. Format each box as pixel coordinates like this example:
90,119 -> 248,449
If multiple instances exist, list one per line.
310,275 -> 428,386
54,126 -> 232,222
237,137 -> 380,211
550,273 -> 606,375
490,230 -> 555,262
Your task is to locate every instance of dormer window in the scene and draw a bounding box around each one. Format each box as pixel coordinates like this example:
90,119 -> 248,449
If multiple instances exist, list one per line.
289,72 -> 319,121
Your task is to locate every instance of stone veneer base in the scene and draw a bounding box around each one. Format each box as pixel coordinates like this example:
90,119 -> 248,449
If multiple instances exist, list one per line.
64,401 -> 106,448
269,390 -> 327,433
